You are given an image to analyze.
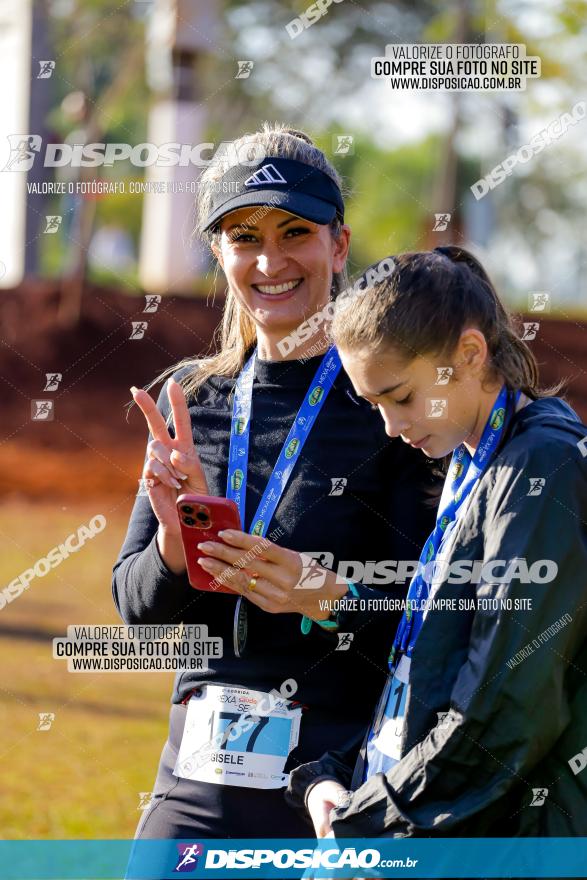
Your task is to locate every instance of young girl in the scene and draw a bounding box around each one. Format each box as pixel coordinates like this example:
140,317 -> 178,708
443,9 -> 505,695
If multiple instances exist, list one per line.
285,246 -> 587,837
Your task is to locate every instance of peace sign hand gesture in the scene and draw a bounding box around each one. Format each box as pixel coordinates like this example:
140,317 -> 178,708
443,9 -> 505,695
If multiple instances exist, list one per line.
131,378 -> 209,540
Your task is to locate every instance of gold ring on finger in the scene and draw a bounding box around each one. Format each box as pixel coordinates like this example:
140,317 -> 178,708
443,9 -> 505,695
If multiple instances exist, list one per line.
247,577 -> 257,593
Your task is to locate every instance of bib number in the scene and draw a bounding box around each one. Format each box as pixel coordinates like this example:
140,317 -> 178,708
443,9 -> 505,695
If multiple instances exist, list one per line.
371,654 -> 410,764
173,685 -> 302,789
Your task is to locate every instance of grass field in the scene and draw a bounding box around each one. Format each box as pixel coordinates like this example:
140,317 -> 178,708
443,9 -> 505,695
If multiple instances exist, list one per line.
0,499 -> 173,839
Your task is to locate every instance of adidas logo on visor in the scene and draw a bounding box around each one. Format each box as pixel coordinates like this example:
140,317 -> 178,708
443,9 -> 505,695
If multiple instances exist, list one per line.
244,163 -> 287,186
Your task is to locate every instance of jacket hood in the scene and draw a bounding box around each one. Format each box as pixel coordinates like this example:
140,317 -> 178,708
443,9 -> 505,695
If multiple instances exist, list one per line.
508,395 -> 586,446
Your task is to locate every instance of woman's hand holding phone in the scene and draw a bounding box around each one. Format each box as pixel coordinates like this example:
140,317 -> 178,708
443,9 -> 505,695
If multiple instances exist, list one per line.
131,378 -> 209,573
197,531 -> 348,617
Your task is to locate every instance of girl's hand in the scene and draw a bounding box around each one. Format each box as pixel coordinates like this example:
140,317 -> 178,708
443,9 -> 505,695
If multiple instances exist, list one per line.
307,780 -> 349,838
131,378 -> 209,551
196,530 -> 348,618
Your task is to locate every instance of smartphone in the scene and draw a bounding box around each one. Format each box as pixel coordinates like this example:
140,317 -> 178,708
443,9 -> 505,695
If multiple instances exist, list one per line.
176,494 -> 242,593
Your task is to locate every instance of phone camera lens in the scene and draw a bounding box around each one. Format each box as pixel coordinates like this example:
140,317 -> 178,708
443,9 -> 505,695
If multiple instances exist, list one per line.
196,511 -> 209,522
181,505 -> 194,514
184,516 -> 196,526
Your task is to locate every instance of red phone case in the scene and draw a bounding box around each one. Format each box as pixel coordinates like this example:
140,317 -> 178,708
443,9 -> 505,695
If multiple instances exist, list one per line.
176,494 -> 242,593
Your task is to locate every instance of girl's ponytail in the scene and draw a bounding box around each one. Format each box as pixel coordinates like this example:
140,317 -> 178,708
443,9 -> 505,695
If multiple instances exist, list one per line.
433,246 -> 541,397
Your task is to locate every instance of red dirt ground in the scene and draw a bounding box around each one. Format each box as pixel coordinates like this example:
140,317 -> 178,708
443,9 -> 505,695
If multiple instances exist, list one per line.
1,281 -> 586,500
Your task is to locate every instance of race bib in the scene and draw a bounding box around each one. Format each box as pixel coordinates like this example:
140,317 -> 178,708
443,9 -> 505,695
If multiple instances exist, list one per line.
173,684 -> 302,789
369,654 -> 411,769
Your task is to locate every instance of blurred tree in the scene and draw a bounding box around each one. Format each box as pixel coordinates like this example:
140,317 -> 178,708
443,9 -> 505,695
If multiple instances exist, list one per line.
38,0 -> 587,310
215,0 -> 585,305
43,0 -> 147,322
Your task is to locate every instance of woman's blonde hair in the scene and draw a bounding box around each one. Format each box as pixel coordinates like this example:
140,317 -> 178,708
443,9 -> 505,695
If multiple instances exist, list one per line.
145,122 -> 347,408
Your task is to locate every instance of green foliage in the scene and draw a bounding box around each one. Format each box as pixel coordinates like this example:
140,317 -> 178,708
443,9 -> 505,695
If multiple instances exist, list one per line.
317,133 -> 438,271
46,0 -> 148,142
34,0 -> 587,305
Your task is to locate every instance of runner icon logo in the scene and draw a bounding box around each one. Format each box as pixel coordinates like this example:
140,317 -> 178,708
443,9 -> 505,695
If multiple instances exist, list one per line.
174,843 -> 204,873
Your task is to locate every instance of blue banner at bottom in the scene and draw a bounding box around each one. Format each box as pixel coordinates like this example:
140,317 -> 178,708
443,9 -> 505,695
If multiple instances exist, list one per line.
0,838 -> 585,879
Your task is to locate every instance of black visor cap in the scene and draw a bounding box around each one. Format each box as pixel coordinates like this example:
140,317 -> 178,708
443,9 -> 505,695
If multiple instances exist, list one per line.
201,157 -> 345,232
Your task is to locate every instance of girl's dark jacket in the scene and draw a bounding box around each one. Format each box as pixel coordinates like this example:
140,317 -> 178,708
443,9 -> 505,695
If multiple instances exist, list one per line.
287,397 -> 587,837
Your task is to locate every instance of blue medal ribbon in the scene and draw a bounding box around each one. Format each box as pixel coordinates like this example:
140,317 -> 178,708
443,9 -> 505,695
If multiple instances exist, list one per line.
364,385 -> 521,779
389,385 -> 520,667
227,346 -> 342,637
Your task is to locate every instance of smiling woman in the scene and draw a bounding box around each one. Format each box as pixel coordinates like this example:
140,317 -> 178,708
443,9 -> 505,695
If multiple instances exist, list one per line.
112,123 -> 440,849
210,204 -> 348,360
185,127 -> 350,385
